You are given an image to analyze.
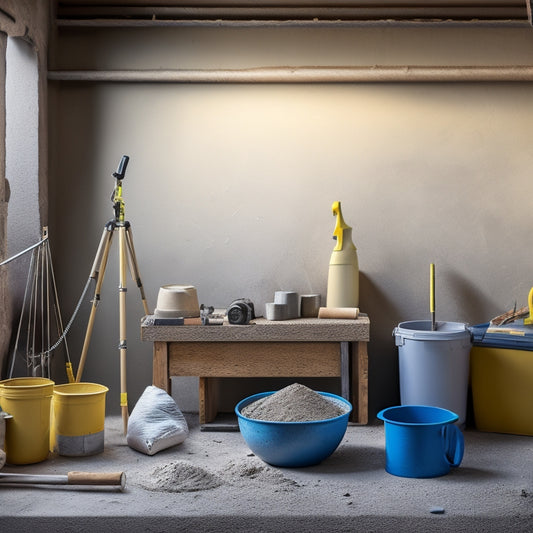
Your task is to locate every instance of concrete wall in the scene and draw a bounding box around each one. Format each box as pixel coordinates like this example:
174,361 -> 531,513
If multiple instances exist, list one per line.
48,24 -> 533,418
0,0 -> 48,378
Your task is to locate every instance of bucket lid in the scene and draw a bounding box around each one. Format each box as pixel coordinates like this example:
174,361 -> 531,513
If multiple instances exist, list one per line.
394,320 -> 471,341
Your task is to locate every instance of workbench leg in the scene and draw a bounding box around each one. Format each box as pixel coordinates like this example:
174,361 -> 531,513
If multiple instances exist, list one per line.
340,341 -> 351,403
153,341 -> 170,393
352,341 -> 369,424
199,377 -> 219,425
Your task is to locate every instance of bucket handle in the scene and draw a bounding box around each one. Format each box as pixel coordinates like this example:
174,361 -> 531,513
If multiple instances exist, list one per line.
442,424 -> 464,467
392,327 -> 405,346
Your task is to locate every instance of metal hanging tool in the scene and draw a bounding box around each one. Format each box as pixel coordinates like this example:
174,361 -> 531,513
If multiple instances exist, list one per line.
1,228 -> 75,381
76,155 -> 150,435
0,470 -> 126,490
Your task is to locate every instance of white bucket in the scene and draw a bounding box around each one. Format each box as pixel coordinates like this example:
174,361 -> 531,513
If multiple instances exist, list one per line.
394,321 -> 472,426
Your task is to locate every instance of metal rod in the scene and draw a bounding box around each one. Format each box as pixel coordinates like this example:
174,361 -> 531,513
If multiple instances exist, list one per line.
55,18 -> 531,29
0,473 -> 67,484
46,240 -> 74,380
8,250 -> 36,378
48,65 -> 533,84
53,0 -> 530,8
0,236 -> 48,267
29,247 -> 39,376
0,471 -> 126,489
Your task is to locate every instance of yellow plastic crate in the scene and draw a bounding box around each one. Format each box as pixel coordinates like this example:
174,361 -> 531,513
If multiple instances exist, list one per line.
470,346 -> 533,436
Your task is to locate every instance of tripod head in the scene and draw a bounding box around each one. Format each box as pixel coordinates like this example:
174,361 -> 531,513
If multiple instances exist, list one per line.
113,155 -> 129,181
111,155 -> 130,224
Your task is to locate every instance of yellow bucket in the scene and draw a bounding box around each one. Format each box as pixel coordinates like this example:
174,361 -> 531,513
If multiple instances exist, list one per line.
50,382 -> 108,456
0,377 -> 54,465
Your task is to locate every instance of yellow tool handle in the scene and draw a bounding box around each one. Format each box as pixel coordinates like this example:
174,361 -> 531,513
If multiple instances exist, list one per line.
430,263 -> 435,313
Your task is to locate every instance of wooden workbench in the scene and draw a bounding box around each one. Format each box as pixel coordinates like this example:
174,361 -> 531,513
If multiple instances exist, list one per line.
141,315 -> 370,426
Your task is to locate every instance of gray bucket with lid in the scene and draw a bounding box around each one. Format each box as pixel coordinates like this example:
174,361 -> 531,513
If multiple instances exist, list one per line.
393,320 -> 472,427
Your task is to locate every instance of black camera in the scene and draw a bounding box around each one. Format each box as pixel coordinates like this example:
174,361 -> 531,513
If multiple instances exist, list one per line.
226,298 -> 255,325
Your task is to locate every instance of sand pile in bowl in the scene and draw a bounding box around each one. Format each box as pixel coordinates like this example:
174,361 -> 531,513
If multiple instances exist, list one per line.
240,383 -> 348,422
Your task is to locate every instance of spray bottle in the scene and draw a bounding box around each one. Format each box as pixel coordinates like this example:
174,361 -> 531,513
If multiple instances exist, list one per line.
326,201 -> 359,308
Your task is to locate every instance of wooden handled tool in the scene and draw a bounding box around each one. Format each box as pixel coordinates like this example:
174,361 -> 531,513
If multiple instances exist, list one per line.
0,471 -> 126,490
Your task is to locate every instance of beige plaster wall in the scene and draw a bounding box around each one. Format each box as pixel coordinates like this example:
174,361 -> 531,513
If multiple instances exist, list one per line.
48,24 -> 533,418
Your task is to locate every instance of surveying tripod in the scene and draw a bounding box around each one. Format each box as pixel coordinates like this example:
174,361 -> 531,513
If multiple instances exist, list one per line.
76,156 -> 150,434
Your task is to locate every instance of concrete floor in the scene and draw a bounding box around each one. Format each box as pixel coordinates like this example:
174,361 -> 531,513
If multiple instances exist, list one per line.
1,414 -> 532,532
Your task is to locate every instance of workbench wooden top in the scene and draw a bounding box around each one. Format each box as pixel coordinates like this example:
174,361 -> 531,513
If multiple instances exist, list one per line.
141,315 -> 370,343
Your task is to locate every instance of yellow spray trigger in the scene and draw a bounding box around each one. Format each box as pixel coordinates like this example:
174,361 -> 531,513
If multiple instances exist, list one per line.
332,201 -> 351,251
524,287 -> 533,325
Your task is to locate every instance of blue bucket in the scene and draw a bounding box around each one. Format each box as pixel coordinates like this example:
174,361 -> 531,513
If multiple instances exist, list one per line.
377,405 -> 464,478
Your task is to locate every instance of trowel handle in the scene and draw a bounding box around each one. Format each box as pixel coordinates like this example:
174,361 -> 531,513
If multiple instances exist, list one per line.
67,471 -> 126,488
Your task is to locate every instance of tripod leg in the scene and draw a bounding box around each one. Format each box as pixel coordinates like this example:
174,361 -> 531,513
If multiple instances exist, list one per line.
118,225 -> 129,434
76,227 -> 114,382
89,224 -> 114,279
124,225 -> 150,316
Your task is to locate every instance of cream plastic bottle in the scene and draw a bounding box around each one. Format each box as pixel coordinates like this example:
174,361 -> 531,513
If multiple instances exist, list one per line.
326,201 -> 359,308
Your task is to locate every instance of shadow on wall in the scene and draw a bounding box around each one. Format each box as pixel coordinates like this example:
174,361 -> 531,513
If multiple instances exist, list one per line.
443,270 -> 502,325
47,84 -> 121,390
359,271 -> 402,418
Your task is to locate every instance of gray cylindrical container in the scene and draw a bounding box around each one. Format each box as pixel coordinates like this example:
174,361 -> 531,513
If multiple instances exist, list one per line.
394,320 -> 472,427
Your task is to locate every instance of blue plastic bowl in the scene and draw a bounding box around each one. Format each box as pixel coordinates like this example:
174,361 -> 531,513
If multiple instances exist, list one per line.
235,391 -> 352,467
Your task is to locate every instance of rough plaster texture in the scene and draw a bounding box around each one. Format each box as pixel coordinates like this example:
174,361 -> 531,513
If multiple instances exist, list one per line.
5,36 -> 40,287
1,36 -> 40,378
0,32 -> 10,373
0,0 -> 48,377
